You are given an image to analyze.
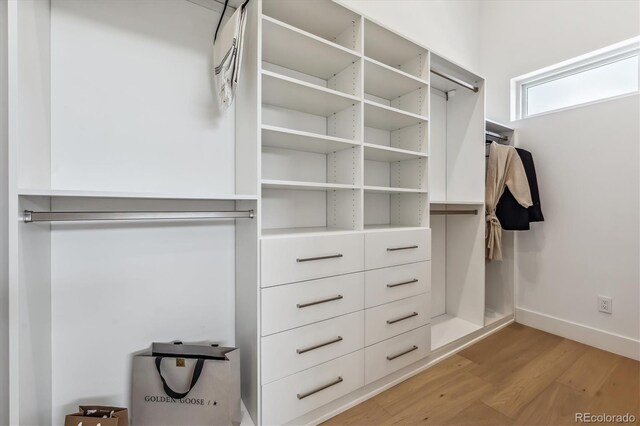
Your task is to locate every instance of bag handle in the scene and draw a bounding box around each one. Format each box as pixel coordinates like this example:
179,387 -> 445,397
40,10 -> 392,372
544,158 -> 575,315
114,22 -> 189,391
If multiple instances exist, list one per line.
154,357 -> 205,399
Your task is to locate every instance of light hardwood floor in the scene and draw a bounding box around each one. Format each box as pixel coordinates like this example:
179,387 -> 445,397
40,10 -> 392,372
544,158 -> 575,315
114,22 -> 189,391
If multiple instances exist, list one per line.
323,324 -> 640,425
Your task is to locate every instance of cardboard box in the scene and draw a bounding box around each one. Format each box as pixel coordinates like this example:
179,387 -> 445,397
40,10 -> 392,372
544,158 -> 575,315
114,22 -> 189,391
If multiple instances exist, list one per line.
64,406 -> 129,426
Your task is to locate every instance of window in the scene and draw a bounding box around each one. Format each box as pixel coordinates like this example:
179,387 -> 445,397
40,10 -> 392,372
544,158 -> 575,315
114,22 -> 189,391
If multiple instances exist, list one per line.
512,37 -> 640,120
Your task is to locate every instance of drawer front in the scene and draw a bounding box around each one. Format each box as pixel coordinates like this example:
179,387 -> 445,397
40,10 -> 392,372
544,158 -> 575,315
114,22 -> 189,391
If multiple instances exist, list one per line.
261,273 -> 364,336
365,292 -> 430,346
365,325 -> 431,384
365,261 -> 431,308
261,233 -> 364,287
262,350 -> 365,426
261,311 -> 364,384
364,229 -> 431,270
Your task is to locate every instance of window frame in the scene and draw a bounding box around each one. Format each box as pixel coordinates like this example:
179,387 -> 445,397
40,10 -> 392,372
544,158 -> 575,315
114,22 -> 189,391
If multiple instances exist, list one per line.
512,37 -> 640,120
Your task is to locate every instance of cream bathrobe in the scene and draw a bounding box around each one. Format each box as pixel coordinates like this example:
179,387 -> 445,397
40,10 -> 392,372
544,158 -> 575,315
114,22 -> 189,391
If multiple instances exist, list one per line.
486,142 -> 533,260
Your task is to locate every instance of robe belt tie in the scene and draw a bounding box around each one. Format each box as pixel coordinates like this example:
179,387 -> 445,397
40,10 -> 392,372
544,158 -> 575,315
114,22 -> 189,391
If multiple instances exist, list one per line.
485,208 -> 502,260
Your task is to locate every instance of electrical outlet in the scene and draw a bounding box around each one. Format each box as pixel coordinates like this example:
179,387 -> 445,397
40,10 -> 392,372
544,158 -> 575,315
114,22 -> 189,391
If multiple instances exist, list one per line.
598,296 -> 613,314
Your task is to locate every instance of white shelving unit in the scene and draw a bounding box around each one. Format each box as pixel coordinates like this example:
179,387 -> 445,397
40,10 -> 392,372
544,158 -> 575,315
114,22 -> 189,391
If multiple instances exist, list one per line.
238,2 -> 437,424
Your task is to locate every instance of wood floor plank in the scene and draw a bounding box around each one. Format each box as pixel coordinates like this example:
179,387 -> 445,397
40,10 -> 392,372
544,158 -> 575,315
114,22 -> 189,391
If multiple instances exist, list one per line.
380,370 -> 494,424
584,357 -> 640,420
373,355 -> 475,409
458,323 -> 539,365
322,398 -> 393,426
557,346 -> 622,397
514,382 -> 589,425
466,326 -> 563,384
481,338 -> 588,418
444,401 -> 513,425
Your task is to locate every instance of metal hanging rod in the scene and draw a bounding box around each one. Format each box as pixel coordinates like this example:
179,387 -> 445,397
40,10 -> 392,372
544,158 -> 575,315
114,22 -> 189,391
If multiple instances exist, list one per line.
431,210 -> 478,216
430,69 -> 479,93
486,130 -> 509,142
23,210 -> 255,223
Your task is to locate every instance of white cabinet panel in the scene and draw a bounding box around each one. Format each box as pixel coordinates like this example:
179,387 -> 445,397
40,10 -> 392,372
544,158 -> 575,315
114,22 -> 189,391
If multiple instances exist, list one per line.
365,326 -> 431,384
261,311 -> 364,384
365,261 -> 430,308
262,350 -> 365,426
261,272 -> 364,336
365,229 -> 430,269
365,292 -> 431,345
261,233 -> 364,287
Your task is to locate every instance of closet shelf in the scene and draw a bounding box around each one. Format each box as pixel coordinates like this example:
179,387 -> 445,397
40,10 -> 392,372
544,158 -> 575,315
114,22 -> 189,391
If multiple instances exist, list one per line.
262,16 -> 360,80
262,70 -> 359,117
364,224 -> 429,232
363,143 -> 427,162
262,0 -> 361,49
364,19 -> 428,72
364,100 -> 428,131
364,185 -> 427,194
430,200 -> 484,206
261,226 -> 358,239
430,314 -> 483,351
262,125 -> 359,154
484,309 -> 512,326
17,188 -> 258,201
262,180 -> 358,191
364,57 -> 429,100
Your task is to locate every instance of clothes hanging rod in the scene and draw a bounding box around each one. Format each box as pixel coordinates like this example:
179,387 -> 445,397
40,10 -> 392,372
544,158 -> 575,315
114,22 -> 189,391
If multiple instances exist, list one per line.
23,210 -> 255,223
430,210 -> 478,216
430,69 -> 479,93
486,130 -> 509,141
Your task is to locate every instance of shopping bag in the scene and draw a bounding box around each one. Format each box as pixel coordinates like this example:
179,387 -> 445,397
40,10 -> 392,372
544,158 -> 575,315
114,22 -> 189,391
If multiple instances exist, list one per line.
131,343 -> 240,426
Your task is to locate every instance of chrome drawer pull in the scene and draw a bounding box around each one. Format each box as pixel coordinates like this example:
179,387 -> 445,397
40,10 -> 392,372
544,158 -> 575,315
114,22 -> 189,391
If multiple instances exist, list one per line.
296,336 -> 343,354
297,377 -> 344,400
386,312 -> 418,324
296,254 -> 343,263
386,245 -> 418,252
387,345 -> 418,361
387,278 -> 419,288
297,295 -> 343,309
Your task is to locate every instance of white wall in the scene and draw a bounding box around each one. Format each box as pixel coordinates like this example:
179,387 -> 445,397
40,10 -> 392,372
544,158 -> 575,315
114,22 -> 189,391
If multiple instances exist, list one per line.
1,0 -> 9,423
341,0 -> 482,73
480,0 -> 640,358
480,0 -> 640,123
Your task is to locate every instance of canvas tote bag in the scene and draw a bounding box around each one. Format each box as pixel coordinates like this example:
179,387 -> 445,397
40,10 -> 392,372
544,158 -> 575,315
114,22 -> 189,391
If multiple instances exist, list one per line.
132,343 -> 240,426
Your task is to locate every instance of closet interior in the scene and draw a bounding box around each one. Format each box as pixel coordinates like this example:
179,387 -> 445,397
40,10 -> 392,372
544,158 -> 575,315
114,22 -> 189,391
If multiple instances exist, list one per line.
7,0 -> 516,425
428,57 -> 486,350
484,119 -> 516,326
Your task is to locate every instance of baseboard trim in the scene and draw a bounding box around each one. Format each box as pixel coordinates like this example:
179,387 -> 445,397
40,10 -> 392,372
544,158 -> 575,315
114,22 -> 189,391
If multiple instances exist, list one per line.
516,307 -> 640,361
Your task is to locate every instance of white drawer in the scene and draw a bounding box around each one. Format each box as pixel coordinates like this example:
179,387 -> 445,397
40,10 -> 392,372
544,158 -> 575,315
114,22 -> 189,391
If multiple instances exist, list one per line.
364,229 -> 430,270
365,325 -> 431,384
261,233 -> 364,287
262,350 -> 364,426
261,273 -> 364,336
261,311 -> 364,384
365,262 -> 431,308
365,292 -> 430,346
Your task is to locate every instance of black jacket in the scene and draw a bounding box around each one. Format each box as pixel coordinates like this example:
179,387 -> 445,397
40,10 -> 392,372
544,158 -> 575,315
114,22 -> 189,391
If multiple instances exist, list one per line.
496,148 -> 544,230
